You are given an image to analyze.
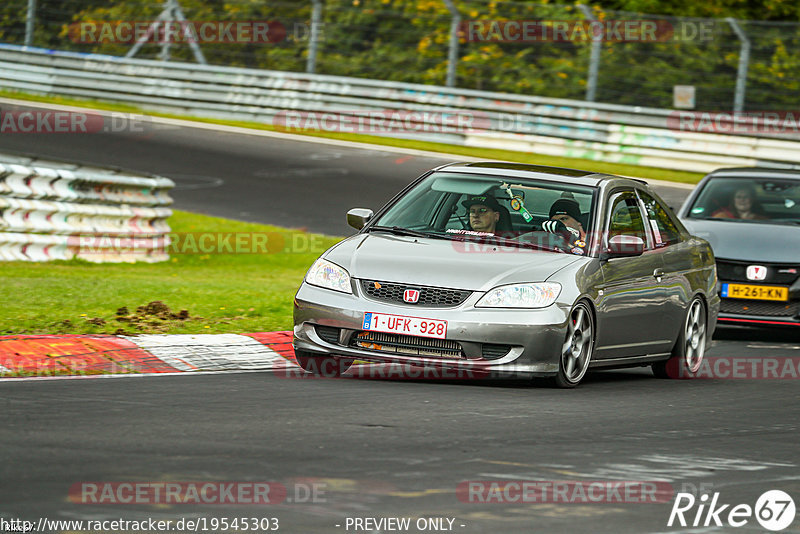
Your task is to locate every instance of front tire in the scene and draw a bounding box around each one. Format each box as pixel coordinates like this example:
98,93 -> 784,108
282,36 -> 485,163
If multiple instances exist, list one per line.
549,302 -> 595,388
294,350 -> 353,377
652,296 -> 706,379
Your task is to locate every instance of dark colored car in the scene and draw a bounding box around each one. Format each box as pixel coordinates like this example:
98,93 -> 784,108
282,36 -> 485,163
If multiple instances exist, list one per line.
293,162 -> 719,387
678,167 -> 800,328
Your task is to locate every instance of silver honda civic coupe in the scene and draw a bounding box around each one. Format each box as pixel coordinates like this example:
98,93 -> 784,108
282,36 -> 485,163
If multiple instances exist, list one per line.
293,162 -> 719,387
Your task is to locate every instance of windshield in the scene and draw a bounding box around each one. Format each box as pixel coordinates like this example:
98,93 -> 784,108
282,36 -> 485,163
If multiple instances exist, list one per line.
371,171 -> 596,250
687,176 -> 800,225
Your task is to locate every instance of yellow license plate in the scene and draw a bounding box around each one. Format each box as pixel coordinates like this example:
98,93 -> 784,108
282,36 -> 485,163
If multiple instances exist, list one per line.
722,283 -> 789,301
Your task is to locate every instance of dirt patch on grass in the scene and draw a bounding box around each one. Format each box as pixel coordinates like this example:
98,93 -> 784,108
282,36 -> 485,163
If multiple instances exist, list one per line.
111,301 -> 196,334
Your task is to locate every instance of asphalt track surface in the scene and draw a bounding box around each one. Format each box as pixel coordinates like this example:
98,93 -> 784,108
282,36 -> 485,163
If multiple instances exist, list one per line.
1,101 -> 799,534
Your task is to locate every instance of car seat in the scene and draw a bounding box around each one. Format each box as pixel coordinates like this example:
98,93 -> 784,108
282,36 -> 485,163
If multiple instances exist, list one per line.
495,204 -> 513,232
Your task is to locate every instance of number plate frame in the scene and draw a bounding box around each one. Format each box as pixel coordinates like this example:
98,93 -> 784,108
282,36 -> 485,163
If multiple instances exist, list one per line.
721,283 -> 789,302
362,312 -> 448,339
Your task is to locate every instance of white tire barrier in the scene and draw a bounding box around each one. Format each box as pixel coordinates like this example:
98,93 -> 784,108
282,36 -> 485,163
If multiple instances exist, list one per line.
0,154 -> 173,263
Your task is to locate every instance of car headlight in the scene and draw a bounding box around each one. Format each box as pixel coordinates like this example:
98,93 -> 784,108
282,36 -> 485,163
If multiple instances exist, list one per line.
476,282 -> 561,308
305,258 -> 352,294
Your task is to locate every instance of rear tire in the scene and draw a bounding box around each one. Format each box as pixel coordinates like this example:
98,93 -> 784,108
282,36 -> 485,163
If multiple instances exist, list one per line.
652,296 -> 706,379
294,350 -> 353,377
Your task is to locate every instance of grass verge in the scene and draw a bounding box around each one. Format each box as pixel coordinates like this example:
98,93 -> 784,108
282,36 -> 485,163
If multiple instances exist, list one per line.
0,89 -> 705,184
0,210 -> 342,335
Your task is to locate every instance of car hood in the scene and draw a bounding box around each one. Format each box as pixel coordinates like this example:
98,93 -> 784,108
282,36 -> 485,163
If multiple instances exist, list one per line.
325,233 -> 584,291
682,219 -> 800,263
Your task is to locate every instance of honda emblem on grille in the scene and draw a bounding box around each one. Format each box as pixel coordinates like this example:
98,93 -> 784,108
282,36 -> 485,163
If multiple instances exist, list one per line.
403,289 -> 420,303
746,265 -> 768,281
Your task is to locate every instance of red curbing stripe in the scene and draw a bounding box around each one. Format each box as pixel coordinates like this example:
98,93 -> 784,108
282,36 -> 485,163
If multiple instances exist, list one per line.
0,334 -> 180,377
0,331 -> 299,379
244,331 -> 296,362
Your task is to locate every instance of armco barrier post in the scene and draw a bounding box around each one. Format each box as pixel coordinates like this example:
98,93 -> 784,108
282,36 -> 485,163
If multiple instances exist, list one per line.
306,0 -> 323,74
726,17 -> 750,114
25,0 -> 37,47
443,0 -> 460,88
577,4 -> 601,103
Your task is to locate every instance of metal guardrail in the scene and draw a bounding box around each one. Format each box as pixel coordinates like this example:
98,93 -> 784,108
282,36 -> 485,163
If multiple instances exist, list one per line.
0,151 -> 173,262
1,44 -> 800,174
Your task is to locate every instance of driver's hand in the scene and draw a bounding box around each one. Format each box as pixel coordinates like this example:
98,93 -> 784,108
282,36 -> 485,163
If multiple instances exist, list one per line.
542,220 -> 584,254
542,220 -> 579,240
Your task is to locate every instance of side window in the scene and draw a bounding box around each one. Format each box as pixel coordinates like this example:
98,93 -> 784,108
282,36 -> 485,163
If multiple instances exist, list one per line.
638,191 -> 682,247
607,192 -> 649,246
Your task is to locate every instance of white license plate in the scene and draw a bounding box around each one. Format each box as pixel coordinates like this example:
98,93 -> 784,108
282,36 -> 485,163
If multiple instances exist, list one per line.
362,312 -> 447,339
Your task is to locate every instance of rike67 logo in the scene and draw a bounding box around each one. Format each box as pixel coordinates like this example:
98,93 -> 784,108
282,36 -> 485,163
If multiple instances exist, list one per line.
668,490 -> 796,531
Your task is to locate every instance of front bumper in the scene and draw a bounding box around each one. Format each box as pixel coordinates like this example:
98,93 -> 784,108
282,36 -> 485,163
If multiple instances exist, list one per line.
293,282 -> 571,376
717,284 -> 800,327
718,314 -> 800,327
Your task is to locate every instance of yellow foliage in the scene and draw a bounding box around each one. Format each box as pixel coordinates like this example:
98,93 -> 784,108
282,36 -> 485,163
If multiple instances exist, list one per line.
418,36 -> 430,52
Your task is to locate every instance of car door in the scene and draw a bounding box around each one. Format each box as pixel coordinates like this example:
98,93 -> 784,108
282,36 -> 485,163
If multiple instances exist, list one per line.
637,189 -> 696,343
594,190 -> 671,358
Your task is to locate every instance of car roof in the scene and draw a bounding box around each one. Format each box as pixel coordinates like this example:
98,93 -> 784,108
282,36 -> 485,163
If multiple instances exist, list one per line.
434,161 -> 647,188
706,167 -> 800,180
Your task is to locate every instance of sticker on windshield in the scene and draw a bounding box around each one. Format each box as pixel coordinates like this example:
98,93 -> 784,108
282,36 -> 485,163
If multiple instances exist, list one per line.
650,220 -> 663,245
446,228 -> 494,236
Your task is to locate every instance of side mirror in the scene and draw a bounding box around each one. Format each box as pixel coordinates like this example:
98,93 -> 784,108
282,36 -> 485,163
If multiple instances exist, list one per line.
347,208 -> 373,230
604,234 -> 645,258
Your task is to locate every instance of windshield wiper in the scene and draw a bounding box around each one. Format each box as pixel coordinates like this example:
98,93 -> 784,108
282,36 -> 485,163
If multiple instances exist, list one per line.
368,225 -> 439,239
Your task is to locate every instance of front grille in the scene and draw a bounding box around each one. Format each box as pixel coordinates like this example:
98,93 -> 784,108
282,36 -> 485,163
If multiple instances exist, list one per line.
359,279 -> 471,308
351,331 -> 464,358
315,325 -> 341,344
717,260 -> 800,285
482,344 -> 512,360
720,299 -> 799,317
